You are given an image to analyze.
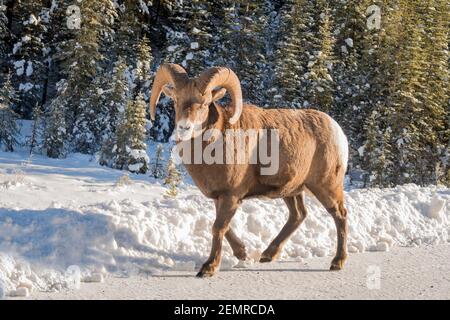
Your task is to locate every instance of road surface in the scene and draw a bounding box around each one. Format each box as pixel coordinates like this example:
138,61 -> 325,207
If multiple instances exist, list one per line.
12,244 -> 450,300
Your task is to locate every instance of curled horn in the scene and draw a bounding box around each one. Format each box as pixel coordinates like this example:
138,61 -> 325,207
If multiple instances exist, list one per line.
149,64 -> 189,121
195,67 -> 243,125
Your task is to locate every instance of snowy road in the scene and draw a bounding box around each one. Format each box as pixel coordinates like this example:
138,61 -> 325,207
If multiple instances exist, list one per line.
17,244 -> 450,300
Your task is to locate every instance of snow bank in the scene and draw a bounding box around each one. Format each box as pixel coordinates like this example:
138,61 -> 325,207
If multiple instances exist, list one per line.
0,151 -> 449,296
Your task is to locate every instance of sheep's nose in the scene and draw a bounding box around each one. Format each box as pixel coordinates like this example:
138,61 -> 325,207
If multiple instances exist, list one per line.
178,124 -> 191,131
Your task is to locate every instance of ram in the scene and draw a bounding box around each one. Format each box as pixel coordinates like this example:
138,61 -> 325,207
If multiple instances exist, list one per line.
150,64 -> 349,277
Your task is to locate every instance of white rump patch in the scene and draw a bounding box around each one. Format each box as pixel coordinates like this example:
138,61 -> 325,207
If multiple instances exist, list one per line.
327,115 -> 349,171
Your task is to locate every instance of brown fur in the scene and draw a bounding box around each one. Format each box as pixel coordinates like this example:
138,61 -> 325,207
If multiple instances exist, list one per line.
178,103 -> 349,277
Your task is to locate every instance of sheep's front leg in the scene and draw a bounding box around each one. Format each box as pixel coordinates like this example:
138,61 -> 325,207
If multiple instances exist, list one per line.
213,199 -> 247,261
197,195 -> 239,278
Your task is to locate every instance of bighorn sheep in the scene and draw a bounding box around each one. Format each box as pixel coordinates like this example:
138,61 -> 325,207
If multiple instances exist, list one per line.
150,64 -> 349,277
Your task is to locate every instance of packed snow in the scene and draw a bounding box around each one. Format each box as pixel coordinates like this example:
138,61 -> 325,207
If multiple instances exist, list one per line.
14,60 -> 25,76
345,38 -> 354,48
0,143 -> 449,297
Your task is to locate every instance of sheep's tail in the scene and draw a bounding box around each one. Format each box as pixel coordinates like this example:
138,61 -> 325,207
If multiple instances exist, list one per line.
327,115 -> 349,173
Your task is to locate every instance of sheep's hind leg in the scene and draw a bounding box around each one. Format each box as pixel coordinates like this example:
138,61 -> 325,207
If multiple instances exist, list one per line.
197,195 -> 240,277
328,200 -> 348,271
225,228 -> 247,261
260,193 -> 307,263
307,184 -> 348,271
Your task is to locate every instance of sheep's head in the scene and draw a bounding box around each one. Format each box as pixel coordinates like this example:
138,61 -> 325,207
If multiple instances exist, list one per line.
149,64 -> 243,141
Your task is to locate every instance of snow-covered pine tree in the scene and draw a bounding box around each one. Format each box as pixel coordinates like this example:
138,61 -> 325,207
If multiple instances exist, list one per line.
125,94 -> 149,174
162,0 -> 214,76
384,1 -> 430,186
271,0 -> 306,107
10,0 -> 47,118
151,143 -> 165,179
420,0 -> 449,186
362,109 -> 393,187
164,156 -> 181,197
256,0 -> 278,107
220,0 -> 269,105
0,104 -> 19,152
134,36 -> 153,99
0,2 -> 6,35
0,73 -> 14,106
184,0 -> 214,76
111,94 -> 149,174
28,103 -> 43,154
56,0 -> 116,152
99,58 -> 130,166
163,0 -> 190,67
72,88 -> 99,154
106,59 -> 130,138
332,0 -> 367,168
43,0 -> 73,107
111,3 -> 152,139
73,55 -> 134,155
0,75 -> 19,152
359,0 -> 401,186
361,109 -> 379,186
115,0 -> 152,96
42,80 -> 67,158
116,0 -> 143,66
0,1 -> 9,80
303,4 -> 335,113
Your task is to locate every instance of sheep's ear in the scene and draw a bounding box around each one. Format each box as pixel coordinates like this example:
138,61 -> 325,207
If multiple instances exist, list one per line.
162,85 -> 175,99
211,88 -> 227,102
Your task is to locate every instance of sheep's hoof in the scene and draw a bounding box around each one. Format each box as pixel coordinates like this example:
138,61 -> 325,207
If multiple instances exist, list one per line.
329,264 -> 342,271
234,249 -> 247,261
329,257 -> 346,271
259,254 -> 274,263
259,248 -> 278,263
196,265 -> 216,278
196,270 -> 215,278
196,271 -> 214,278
